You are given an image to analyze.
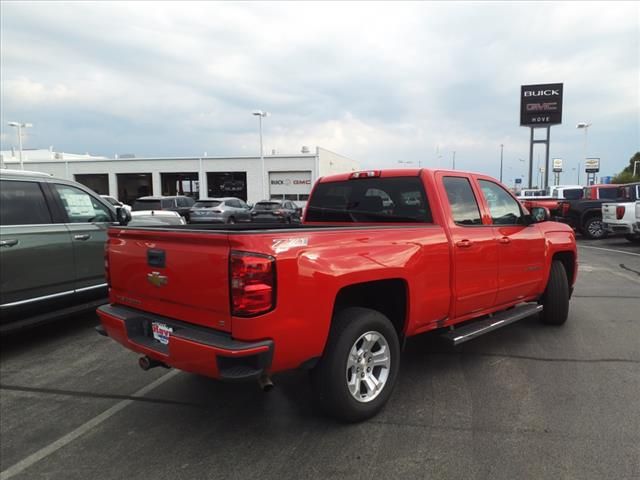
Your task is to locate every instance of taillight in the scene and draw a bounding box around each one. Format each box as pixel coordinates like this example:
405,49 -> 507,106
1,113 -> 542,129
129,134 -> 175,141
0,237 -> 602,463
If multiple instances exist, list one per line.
230,251 -> 275,316
350,170 -> 381,179
616,205 -> 625,220
104,241 -> 111,288
561,202 -> 570,216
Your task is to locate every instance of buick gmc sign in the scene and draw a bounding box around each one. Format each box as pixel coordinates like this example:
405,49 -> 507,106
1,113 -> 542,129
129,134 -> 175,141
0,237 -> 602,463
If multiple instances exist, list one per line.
520,83 -> 563,126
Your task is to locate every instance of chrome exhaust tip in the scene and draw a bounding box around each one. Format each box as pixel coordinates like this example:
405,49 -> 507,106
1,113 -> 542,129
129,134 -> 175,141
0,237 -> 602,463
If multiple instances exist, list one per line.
257,374 -> 274,392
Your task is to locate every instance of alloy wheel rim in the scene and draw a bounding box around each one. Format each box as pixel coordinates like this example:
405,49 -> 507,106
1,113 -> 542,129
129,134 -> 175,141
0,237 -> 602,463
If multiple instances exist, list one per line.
589,220 -> 603,237
345,330 -> 391,403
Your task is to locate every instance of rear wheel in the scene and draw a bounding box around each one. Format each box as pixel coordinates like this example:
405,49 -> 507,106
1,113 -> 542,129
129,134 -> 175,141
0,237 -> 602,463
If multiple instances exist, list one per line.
582,216 -> 607,239
311,307 -> 400,422
538,261 -> 570,325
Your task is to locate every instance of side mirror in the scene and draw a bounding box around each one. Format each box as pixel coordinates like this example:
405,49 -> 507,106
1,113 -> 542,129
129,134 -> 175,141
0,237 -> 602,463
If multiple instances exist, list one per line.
116,207 -> 132,225
528,206 -> 550,224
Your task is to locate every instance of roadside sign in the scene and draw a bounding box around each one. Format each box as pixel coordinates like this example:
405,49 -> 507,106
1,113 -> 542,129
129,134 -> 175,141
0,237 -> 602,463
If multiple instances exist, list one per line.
552,158 -> 563,172
520,83 -> 564,126
585,158 -> 600,173
515,178 -> 522,184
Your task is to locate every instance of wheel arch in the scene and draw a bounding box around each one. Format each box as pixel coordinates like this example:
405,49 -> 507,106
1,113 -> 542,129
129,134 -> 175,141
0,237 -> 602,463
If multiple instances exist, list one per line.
551,250 -> 576,288
332,278 -> 409,340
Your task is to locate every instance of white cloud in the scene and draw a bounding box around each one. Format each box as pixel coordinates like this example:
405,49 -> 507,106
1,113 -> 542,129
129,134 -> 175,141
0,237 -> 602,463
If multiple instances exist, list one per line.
1,1 -> 638,177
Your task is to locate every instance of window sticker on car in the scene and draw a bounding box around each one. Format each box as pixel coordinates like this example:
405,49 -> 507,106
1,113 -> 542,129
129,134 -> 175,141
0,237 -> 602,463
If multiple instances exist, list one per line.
63,191 -> 95,216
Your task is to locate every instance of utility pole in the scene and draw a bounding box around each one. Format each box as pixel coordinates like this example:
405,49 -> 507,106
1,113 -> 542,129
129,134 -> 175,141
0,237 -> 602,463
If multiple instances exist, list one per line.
452,151 -> 456,170
499,144 -> 504,182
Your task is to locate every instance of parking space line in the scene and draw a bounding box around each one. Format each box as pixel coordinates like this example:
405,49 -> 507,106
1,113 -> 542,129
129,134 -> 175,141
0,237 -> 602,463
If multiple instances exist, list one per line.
0,383 -> 203,409
0,370 -> 179,480
579,245 -> 640,257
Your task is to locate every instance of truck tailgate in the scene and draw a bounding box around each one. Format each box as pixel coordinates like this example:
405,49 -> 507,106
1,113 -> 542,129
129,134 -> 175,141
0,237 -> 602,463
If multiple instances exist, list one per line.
107,228 -> 232,332
602,203 -> 617,223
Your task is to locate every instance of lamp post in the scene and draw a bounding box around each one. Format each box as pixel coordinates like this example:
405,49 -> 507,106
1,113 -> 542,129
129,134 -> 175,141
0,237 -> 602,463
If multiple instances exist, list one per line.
451,151 -> 456,170
252,110 -> 268,200
7,121 -> 33,170
576,122 -> 591,183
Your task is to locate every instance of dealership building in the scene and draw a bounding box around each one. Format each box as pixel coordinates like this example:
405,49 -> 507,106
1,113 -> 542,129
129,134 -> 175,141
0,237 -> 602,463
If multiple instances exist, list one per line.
0,147 -> 359,205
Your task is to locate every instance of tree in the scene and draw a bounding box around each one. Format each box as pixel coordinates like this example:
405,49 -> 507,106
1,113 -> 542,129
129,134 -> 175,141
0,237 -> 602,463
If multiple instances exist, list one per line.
612,152 -> 640,183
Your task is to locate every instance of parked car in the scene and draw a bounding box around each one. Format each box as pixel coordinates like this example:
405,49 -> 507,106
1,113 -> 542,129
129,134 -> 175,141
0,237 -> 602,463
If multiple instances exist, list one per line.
101,195 -> 132,212
129,210 -> 187,227
583,183 -> 621,200
132,195 -> 195,220
189,198 -> 251,224
548,185 -> 584,199
251,199 -> 302,223
516,188 -> 547,198
555,184 -> 627,239
97,168 -> 577,422
602,183 -> 640,242
0,169 -> 122,333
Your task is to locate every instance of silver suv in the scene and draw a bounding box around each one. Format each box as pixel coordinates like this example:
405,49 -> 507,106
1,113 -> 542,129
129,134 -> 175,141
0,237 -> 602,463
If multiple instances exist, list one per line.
189,197 -> 252,224
0,169 -> 118,332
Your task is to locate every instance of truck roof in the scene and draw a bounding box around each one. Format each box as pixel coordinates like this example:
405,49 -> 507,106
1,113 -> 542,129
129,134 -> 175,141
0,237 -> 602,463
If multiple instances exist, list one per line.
318,168 -> 485,183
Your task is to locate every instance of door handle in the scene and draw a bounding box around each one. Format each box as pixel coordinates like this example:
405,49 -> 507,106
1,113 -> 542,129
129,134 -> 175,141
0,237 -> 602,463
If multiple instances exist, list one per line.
0,239 -> 18,247
74,234 -> 91,241
498,237 -> 511,244
456,239 -> 473,248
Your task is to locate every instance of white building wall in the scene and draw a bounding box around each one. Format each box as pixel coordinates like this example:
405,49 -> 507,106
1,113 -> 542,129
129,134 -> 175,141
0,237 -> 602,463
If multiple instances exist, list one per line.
2,154 -> 325,205
317,147 -> 359,177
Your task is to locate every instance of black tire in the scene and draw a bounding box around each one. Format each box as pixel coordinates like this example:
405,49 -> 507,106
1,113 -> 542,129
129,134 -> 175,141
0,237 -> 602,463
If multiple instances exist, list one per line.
582,216 -> 607,239
538,261 -> 570,325
311,307 -> 400,422
624,234 -> 640,243
227,216 -> 236,224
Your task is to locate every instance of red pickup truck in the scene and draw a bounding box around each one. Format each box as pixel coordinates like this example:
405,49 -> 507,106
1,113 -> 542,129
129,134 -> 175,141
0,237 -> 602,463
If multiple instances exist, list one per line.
98,169 -> 577,422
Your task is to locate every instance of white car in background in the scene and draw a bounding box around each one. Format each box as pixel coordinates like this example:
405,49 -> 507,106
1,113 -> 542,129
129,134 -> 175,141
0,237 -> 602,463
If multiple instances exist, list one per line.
601,183 -> 640,243
101,195 -> 132,212
129,210 -> 186,226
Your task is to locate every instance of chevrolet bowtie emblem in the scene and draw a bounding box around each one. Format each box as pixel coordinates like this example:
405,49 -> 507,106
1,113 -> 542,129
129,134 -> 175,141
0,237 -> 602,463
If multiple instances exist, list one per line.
147,271 -> 168,287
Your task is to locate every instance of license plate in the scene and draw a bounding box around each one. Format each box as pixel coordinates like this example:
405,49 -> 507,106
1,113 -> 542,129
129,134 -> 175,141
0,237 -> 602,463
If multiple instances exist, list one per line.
151,322 -> 173,345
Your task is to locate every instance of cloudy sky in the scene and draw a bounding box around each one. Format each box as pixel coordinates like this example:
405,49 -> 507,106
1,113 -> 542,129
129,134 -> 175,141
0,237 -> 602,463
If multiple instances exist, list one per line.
1,1 -> 638,182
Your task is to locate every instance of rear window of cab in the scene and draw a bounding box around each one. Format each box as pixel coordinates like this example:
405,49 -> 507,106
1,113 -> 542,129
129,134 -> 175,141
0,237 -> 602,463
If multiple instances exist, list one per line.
306,177 -> 432,223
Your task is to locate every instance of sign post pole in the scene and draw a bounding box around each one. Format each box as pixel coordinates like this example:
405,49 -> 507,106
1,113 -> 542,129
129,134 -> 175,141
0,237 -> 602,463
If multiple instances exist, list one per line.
528,128 -> 534,188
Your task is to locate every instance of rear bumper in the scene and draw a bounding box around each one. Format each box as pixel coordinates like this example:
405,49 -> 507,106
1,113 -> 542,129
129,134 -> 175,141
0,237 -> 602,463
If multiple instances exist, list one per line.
97,304 -> 273,381
603,222 -> 633,234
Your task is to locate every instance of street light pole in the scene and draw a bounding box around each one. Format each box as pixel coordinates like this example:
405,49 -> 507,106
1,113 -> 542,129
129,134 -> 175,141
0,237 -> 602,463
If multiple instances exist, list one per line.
576,122 -> 591,184
7,121 -> 33,170
252,110 -> 268,200
499,144 -> 504,182
452,151 -> 456,170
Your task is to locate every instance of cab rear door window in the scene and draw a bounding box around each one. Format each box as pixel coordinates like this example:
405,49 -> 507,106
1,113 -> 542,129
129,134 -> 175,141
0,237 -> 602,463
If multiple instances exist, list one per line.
442,177 -> 482,225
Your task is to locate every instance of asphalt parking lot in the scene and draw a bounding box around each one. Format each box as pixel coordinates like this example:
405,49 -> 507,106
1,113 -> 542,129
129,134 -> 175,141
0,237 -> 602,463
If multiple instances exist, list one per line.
1,237 -> 639,480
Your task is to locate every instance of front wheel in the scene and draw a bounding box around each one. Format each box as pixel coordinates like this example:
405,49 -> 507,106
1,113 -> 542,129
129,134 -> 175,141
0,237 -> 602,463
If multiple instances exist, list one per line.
311,307 -> 400,422
582,216 -> 607,239
538,261 -> 570,325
